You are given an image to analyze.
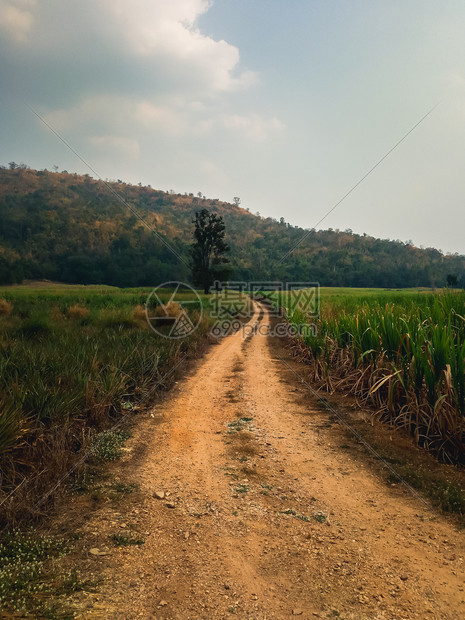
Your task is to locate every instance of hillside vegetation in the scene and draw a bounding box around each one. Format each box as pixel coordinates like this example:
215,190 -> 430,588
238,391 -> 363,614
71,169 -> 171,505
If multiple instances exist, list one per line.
1,165 -> 465,287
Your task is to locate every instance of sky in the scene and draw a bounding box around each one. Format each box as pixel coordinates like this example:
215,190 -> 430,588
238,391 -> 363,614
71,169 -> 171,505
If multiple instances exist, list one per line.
1,0 -> 465,253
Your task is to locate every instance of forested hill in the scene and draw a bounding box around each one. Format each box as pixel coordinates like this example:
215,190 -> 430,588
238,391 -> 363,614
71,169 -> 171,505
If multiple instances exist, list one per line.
0,165 -> 464,288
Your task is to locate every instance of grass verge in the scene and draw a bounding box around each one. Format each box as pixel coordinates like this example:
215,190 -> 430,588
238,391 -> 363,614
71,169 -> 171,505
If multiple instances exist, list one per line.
0,284 -> 213,526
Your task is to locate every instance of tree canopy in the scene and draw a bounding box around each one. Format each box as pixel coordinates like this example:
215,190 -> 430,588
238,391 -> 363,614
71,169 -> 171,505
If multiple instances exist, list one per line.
0,166 -> 464,288
191,208 -> 230,294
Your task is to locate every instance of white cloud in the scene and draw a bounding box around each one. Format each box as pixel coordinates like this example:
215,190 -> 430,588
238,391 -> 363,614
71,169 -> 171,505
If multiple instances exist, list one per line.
1,1 -> 257,97
42,91 -> 285,145
18,0 -> 268,142
43,96 -> 132,133
136,101 -> 187,135
194,113 -> 285,142
88,135 -> 140,160
0,0 -> 285,209
105,0 -> 212,52
99,0 -> 255,92
43,95 -> 187,138
0,0 -> 36,43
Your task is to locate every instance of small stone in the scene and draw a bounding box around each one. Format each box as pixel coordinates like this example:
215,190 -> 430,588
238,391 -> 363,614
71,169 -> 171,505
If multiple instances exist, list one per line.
159,600 -> 168,606
292,610 -> 303,616
153,491 -> 165,500
89,548 -> 108,556
166,502 -> 175,509
400,575 -> 408,581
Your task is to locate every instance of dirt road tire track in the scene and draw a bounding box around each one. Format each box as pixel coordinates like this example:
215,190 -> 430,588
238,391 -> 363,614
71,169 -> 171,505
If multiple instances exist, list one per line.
72,302 -> 465,619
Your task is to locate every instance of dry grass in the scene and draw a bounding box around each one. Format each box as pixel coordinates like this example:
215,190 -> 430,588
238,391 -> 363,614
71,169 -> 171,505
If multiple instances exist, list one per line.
66,304 -> 90,320
0,286 -> 213,525
0,299 -> 13,317
154,301 -> 182,318
50,305 -> 65,322
132,304 -> 147,323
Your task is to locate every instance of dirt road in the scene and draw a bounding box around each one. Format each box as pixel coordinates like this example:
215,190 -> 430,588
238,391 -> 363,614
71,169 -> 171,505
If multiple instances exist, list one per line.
75,302 -> 465,619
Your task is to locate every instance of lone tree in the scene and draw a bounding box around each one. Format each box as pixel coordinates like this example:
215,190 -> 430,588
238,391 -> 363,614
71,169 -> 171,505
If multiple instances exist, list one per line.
191,208 -> 230,294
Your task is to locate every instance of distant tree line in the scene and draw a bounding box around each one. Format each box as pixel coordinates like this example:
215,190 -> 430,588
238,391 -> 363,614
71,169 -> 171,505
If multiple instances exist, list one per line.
0,167 -> 464,288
